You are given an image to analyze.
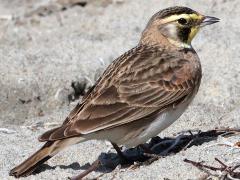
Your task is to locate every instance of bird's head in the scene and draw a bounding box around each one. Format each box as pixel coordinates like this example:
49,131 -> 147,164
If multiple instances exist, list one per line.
140,6 -> 219,48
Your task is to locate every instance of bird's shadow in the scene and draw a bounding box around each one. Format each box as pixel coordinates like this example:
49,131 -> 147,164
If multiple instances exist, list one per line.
33,128 -> 236,176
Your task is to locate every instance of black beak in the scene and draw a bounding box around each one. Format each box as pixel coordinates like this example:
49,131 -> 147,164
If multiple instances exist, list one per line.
201,16 -> 220,27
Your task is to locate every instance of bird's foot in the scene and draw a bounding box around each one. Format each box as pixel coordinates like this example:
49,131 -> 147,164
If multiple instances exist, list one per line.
111,142 -> 134,164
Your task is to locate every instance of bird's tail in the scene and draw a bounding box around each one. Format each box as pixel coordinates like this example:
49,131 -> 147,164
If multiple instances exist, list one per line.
9,138 -> 80,178
9,141 -> 57,178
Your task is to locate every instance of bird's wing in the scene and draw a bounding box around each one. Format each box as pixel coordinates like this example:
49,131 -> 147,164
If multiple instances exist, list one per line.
39,45 -> 197,141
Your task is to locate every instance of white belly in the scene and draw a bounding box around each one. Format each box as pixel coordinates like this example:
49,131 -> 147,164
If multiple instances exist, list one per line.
124,101 -> 190,147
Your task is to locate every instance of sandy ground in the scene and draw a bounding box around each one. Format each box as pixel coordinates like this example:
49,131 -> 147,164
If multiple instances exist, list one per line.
0,0 -> 240,179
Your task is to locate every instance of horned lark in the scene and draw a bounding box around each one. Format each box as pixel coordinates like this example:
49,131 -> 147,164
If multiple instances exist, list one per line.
10,6 -> 219,178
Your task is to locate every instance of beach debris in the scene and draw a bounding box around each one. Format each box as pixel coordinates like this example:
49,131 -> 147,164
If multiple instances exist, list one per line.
0,128 -> 16,134
24,122 -> 61,131
184,158 -> 240,179
68,80 -> 87,102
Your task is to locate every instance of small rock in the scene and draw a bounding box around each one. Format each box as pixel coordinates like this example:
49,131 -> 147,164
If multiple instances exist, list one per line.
0,128 -> 16,134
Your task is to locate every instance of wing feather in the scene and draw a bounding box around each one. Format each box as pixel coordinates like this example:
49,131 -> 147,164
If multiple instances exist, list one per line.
39,45 -> 199,141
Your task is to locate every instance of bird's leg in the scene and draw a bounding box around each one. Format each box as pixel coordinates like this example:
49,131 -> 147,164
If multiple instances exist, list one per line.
111,142 -> 131,163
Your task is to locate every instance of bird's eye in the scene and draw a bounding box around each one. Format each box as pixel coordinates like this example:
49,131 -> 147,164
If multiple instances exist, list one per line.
178,18 -> 187,25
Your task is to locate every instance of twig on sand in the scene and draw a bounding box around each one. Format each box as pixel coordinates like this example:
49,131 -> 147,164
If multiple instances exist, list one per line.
184,158 -> 240,179
69,159 -> 101,180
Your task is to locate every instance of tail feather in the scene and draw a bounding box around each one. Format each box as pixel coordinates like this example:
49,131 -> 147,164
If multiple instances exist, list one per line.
9,141 -> 57,178
9,137 -> 85,178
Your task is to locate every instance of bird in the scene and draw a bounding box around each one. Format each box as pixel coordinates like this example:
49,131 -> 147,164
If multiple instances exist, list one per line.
10,6 -> 219,178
